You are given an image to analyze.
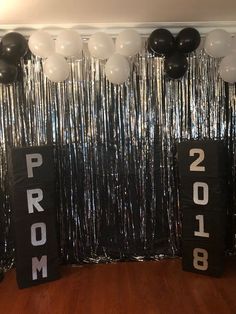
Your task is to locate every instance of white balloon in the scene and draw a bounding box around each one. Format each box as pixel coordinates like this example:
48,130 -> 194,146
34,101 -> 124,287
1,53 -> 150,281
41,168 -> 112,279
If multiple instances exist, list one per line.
105,53 -> 130,84
204,29 -> 232,58
88,32 -> 115,60
219,54 -> 236,83
116,29 -> 142,57
43,54 -> 69,82
29,30 -> 55,58
55,29 -> 83,57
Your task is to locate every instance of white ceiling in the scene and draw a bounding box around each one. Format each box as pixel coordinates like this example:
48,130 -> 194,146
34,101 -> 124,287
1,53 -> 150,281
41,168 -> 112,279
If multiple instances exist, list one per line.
1,0 -> 236,25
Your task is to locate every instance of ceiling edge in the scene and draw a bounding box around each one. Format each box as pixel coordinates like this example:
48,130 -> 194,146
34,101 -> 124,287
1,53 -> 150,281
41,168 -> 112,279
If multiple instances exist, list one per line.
0,21 -> 236,37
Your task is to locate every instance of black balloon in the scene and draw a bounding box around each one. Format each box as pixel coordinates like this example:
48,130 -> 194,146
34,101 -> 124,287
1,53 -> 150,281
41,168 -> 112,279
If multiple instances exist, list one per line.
147,42 -> 159,56
0,59 -> 18,84
148,28 -> 175,56
176,28 -> 201,53
164,52 -> 188,79
0,32 -> 28,62
16,63 -> 24,82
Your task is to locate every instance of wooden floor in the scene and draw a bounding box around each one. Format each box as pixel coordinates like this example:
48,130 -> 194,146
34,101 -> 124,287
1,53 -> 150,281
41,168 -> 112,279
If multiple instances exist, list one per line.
0,258 -> 236,314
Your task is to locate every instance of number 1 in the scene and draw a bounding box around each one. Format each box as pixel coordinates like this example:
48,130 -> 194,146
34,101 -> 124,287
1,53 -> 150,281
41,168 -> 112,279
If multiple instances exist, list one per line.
194,215 -> 209,238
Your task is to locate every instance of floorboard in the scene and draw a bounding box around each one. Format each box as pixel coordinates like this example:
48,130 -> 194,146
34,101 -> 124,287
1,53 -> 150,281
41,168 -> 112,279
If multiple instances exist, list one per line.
0,258 -> 236,314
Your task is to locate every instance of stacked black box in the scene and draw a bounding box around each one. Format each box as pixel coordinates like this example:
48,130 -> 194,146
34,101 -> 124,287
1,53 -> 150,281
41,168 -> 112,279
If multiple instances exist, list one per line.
9,146 -> 60,288
178,140 -> 227,276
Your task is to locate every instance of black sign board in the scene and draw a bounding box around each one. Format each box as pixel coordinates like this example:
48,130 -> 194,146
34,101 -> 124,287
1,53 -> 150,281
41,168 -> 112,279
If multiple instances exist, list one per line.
182,240 -> 224,277
179,177 -> 228,211
9,146 -> 60,288
178,140 -> 227,277
178,140 -> 227,178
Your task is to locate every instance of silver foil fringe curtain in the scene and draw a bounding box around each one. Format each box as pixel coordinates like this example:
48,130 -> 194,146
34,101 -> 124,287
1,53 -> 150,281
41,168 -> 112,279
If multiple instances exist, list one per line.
0,43 -> 236,270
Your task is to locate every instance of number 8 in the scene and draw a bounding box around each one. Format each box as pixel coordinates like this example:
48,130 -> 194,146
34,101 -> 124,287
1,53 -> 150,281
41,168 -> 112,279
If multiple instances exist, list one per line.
193,248 -> 208,271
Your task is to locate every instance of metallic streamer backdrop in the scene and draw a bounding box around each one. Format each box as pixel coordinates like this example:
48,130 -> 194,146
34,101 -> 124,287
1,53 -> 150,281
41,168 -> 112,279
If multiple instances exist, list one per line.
0,44 -> 235,270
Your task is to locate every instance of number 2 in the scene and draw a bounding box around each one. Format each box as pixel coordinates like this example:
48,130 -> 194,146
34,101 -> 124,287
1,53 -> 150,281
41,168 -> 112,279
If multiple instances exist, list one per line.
189,148 -> 205,172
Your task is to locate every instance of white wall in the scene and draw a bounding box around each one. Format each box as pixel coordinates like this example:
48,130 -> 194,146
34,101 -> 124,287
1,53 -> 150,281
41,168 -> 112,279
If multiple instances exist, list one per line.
0,0 -> 236,24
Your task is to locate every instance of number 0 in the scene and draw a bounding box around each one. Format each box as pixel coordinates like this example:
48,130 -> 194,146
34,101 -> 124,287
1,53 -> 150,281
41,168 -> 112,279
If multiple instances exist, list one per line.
193,182 -> 209,205
189,148 -> 205,172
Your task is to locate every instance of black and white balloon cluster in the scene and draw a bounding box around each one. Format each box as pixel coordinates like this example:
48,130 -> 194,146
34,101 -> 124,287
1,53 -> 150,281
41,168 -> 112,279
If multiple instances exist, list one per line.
0,32 -> 28,84
4,27 -> 236,85
204,29 -> 236,84
148,27 -> 201,79
29,29 -> 83,82
88,30 -> 142,84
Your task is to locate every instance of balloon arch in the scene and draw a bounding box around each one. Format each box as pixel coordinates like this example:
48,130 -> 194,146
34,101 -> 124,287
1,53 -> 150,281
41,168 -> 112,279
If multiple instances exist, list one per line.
0,27 -> 236,84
